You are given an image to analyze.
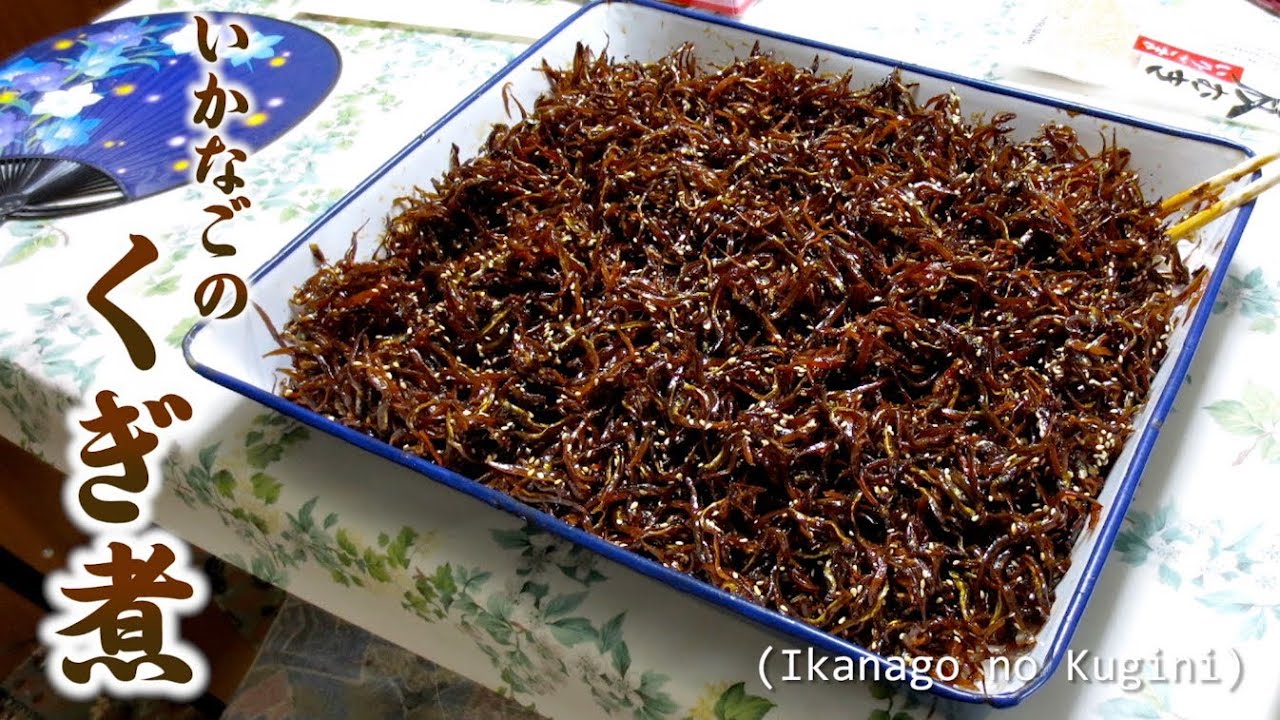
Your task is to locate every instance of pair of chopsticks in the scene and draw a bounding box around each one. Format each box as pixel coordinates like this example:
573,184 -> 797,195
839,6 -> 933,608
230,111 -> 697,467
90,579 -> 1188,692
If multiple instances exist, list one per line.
1162,148 -> 1280,239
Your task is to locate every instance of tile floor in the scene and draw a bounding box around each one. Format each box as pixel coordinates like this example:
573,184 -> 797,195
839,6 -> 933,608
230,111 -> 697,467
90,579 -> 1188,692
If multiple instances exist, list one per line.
223,600 -> 544,720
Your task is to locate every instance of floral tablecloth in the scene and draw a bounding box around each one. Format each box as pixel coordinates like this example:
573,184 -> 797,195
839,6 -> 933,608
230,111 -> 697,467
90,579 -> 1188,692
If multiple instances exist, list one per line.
2,0 -> 1278,718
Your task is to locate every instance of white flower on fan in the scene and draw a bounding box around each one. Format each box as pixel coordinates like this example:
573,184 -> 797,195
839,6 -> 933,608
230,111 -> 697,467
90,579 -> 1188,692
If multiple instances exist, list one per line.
162,21 -> 281,67
31,83 -> 103,119
161,21 -> 201,55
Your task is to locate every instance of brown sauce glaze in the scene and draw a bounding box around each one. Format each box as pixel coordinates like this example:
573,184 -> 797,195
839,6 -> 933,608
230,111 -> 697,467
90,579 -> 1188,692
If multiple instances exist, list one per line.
278,45 -> 1195,684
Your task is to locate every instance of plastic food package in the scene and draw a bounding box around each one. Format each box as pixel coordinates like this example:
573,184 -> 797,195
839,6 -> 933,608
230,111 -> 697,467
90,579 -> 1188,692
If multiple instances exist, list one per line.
1008,0 -> 1280,131
661,0 -> 761,17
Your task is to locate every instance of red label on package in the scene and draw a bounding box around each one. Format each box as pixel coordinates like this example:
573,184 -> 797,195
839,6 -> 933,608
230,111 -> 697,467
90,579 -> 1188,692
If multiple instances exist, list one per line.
664,0 -> 759,16
1134,35 -> 1244,82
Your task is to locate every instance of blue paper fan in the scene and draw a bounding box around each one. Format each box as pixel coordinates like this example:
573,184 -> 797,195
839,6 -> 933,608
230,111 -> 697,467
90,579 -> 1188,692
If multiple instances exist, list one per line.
0,12 -> 340,222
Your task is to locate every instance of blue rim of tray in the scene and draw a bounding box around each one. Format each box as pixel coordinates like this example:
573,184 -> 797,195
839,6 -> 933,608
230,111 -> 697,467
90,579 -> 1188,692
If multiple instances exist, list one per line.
184,0 -> 1259,706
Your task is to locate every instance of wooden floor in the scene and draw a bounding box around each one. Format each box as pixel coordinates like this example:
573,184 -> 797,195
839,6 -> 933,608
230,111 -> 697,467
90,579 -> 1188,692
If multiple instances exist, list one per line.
0,583 -> 43,680
0,435 -> 265,705
0,437 -> 83,680
1,1 -> 123,57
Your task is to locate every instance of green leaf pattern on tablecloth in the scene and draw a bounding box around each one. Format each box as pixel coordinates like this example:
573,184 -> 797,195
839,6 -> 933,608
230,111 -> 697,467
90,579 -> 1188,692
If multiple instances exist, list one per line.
1093,677 -> 1177,720
168,412 -> 432,588
245,132 -> 349,222
0,221 -> 67,267
168,412 -> 677,716
155,0 -> 293,12
860,680 -> 928,720
0,298 -> 104,452
163,411 -> 818,719
1116,504 -> 1280,641
682,682 -> 776,720
491,523 -> 609,586
400,524 -> 681,718
1212,267 -> 1280,334
0,350 -> 70,459
142,224 -> 202,297
165,412 -> 933,717
1204,382 -> 1280,465
165,315 -> 201,347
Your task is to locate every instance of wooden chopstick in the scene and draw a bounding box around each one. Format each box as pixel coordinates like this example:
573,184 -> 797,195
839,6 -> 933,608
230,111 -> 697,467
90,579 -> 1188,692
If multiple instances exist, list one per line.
1162,148 -> 1279,240
1166,171 -> 1280,240
1160,148 -> 1279,215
